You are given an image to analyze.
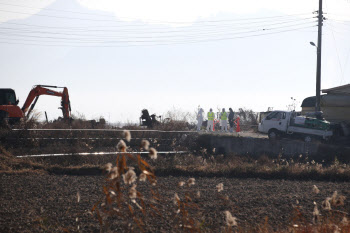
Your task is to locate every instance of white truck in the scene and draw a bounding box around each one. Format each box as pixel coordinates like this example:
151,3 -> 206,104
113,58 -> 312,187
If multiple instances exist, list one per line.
258,110 -> 333,142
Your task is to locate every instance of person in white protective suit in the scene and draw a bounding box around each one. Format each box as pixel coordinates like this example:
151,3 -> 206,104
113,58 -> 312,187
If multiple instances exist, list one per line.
196,108 -> 204,131
220,108 -> 228,132
207,108 -> 215,131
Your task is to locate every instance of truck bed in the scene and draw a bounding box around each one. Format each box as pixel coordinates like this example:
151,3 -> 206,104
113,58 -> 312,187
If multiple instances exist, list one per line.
287,126 -> 333,138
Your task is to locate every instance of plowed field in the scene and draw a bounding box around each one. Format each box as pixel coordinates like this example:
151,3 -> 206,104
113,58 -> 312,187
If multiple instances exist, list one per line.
1,174 -> 349,232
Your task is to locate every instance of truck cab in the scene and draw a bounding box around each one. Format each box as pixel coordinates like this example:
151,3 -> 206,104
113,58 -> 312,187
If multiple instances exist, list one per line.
258,110 -> 291,139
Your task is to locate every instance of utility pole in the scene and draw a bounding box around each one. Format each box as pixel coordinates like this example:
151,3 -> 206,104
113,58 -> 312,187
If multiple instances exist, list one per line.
315,0 -> 323,112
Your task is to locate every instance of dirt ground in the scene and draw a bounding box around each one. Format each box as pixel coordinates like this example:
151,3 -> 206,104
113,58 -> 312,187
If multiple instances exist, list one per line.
1,174 -> 349,232
199,131 -> 267,139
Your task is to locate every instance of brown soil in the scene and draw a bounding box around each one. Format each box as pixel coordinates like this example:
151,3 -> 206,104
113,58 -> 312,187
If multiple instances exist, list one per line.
1,174 -> 349,232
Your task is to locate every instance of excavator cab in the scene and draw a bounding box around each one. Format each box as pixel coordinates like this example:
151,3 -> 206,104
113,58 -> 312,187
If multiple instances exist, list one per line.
0,89 -> 22,125
0,89 -> 18,106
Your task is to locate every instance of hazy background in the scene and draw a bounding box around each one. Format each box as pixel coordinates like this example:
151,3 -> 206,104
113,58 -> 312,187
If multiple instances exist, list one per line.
1,0 -> 349,123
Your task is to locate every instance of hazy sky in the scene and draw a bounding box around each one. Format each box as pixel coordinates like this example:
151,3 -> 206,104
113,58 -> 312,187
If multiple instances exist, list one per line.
1,0 -> 350,123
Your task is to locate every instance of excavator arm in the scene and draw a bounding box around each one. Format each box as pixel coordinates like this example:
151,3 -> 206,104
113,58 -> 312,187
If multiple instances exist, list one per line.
21,85 -> 71,119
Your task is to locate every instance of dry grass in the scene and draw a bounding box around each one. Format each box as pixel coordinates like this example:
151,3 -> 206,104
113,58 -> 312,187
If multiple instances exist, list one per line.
237,108 -> 259,131
90,132 -> 350,232
0,146 -> 46,174
3,147 -> 350,182
0,145 -> 104,175
151,153 -> 350,182
151,107 -> 196,131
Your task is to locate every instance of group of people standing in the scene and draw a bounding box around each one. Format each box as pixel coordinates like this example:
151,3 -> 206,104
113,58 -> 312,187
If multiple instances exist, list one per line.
196,108 -> 240,133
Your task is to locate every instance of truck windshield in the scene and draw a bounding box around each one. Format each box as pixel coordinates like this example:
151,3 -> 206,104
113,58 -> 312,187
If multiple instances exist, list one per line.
266,111 -> 285,120
0,89 -> 16,105
266,112 -> 279,120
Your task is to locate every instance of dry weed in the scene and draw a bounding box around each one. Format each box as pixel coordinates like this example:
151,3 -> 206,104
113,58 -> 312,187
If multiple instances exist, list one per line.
224,210 -> 237,227
149,148 -> 157,160
141,140 -> 150,150
123,130 -> 131,142
312,185 -> 320,194
216,183 -> 224,192
116,140 -> 127,152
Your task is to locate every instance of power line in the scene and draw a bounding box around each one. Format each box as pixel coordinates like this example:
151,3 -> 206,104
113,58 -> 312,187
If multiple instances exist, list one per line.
327,19 -> 350,28
0,4 -> 318,47
326,22 -> 345,84
0,20 -> 316,40
327,18 -> 350,23
3,17 -> 315,30
0,25 -> 316,47
324,23 -> 350,33
343,47 -> 350,84
324,0 -> 349,85
0,21 -> 316,44
326,13 -> 350,18
1,17 -> 315,34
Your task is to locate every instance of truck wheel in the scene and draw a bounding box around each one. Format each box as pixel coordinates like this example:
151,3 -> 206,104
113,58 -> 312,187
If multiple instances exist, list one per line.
268,129 -> 279,140
304,135 -> 312,143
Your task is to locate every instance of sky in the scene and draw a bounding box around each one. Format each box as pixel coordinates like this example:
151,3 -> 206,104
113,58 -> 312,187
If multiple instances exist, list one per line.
0,0 -> 350,123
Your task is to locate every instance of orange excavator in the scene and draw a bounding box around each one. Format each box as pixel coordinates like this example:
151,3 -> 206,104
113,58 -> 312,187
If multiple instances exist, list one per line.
0,85 -> 71,124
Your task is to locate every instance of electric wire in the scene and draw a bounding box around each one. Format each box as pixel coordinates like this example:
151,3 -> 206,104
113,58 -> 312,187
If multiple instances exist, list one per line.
324,0 -> 348,85
327,18 -> 350,23
326,22 -> 345,85
0,11 -> 315,31
0,22 -> 317,45
0,5 -> 318,47
0,25 -> 316,45
0,21 -> 316,42
0,25 -> 316,47
0,8 -> 315,24
343,47 -> 350,84
326,13 -> 350,18
0,17 -> 316,35
324,23 -> 350,33
327,19 -> 350,28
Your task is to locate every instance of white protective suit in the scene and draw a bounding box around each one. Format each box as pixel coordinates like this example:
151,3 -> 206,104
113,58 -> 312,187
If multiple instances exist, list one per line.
221,119 -> 228,132
196,108 -> 204,131
207,110 -> 214,131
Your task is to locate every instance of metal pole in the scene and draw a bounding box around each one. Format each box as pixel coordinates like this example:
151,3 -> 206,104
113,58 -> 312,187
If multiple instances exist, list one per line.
45,111 -> 48,123
315,0 -> 323,112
